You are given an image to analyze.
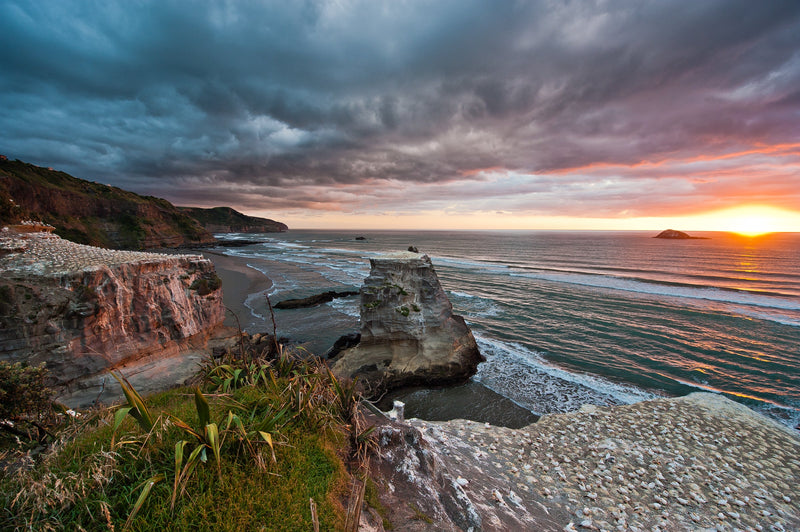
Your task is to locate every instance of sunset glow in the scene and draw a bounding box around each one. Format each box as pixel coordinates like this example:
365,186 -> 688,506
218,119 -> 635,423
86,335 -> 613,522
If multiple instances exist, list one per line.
707,206 -> 794,237
687,206 -> 800,236
2,2 -> 800,232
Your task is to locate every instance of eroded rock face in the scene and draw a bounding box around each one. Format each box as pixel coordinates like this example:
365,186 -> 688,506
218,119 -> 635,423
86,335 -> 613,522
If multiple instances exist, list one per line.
332,252 -> 483,396
0,232 -> 225,392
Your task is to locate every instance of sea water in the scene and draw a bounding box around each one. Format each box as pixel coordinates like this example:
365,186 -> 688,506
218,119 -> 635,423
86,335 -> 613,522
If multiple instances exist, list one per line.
217,230 -> 800,430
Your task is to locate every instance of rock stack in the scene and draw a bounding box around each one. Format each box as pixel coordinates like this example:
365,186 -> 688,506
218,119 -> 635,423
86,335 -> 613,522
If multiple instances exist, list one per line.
331,252 -> 483,396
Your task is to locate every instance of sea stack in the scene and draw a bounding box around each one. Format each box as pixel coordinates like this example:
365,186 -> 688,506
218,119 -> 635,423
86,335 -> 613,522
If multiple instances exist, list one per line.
331,251 -> 483,396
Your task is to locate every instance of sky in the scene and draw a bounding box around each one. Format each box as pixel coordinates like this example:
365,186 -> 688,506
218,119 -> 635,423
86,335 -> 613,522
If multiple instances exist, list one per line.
2,1 -> 800,232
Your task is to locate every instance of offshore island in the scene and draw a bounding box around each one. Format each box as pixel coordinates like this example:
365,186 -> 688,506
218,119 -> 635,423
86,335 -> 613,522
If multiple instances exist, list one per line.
1,159 -> 798,531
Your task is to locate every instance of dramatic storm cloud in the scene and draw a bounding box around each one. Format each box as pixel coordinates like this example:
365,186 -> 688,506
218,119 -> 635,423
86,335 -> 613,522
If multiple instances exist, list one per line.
2,1 -> 799,227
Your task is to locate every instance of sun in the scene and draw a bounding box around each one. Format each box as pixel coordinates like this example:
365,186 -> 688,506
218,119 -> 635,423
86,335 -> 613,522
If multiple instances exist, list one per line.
702,205 -> 800,236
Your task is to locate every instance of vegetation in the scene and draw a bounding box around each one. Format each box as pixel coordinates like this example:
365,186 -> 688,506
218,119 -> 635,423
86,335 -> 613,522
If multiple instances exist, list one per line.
189,274 -> 222,296
0,345 -> 378,531
179,206 -> 287,233
0,362 -> 59,450
0,158 -> 214,249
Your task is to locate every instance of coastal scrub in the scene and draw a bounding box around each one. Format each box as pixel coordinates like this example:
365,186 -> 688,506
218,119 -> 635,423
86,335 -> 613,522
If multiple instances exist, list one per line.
0,350 -> 367,531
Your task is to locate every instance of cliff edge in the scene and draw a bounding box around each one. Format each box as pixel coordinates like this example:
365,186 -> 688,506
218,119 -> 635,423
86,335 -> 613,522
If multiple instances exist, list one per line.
0,227 -> 227,404
331,252 -> 483,396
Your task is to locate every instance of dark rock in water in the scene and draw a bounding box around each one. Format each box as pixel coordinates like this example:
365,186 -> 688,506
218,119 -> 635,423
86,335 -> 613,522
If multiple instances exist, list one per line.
324,332 -> 361,360
407,245 -> 419,253
332,252 -> 483,397
274,290 -> 358,309
207,238 -> 271,248
355,236 -> 367,240
654,229 -> 707,239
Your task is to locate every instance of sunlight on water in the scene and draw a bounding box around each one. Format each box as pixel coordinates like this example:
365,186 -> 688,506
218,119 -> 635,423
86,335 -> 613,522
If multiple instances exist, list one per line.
217,230 -> 800,429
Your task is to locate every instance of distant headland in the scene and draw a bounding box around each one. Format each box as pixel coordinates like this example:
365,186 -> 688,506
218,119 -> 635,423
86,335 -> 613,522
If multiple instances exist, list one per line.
0,156 -> 287,249
654,229 -> 709,239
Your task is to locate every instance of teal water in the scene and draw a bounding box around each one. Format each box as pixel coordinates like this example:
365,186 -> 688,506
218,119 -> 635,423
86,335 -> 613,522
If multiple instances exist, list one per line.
218,230 -> 800,429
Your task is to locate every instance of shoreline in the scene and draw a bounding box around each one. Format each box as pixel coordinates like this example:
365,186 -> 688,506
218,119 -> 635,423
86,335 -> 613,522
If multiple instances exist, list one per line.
202,250 -> 275,331
203,245 -> 800,432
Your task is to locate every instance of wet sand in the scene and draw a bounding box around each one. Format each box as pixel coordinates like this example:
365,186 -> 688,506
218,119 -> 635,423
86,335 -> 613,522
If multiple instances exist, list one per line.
202,250 -> 275,330
203,249 -> 361,354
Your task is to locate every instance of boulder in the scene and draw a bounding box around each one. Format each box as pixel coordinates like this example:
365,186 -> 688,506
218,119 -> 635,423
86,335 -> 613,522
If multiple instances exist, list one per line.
331,252 -> 483,396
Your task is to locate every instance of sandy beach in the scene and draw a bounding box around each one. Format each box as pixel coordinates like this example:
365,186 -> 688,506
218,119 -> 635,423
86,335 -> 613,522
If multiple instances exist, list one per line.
202,250 -> 275,330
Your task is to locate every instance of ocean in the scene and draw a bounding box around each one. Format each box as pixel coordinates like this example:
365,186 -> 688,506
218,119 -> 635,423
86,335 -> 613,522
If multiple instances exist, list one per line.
216,230 -> 800,430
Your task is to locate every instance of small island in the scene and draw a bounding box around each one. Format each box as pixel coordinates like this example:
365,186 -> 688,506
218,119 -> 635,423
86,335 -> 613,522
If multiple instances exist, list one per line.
654,229 -> 708,239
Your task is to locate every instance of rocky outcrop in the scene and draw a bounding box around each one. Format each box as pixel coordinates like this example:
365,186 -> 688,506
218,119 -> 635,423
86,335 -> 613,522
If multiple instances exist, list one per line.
655,229 -> 707,239
331,252 -> 483,396
378,393 -> 800,531
0,231 -> 226,396
274,290 -> 358,309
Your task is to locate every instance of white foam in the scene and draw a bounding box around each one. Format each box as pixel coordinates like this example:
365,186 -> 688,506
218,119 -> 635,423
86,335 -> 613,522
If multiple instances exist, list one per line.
508,270 -> 800,312
328,297 -> 360,318
449,291 -> 501,318
475,334 -> 656,408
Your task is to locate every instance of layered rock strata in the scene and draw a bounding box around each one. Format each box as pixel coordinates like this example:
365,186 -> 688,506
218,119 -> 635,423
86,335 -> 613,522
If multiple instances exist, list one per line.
0,229 -> 225,398
331,252 -> 483,396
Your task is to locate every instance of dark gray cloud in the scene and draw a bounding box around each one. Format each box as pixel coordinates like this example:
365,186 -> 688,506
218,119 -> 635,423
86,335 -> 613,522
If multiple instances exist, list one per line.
2,0 -> 799,220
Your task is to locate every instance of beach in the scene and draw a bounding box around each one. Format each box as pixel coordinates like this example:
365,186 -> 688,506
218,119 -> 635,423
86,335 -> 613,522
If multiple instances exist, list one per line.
201,250 -> 275,330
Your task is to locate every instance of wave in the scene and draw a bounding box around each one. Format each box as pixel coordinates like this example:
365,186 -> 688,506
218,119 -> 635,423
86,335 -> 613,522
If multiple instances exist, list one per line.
328,297 -> 360,318
506,270 -> 800,314
473,334 -> 657,415
449,291 -> 501,318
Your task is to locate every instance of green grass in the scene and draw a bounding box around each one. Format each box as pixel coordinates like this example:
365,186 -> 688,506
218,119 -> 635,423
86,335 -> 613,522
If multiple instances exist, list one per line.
0,353 -> 360,531
0,158 -> 214,249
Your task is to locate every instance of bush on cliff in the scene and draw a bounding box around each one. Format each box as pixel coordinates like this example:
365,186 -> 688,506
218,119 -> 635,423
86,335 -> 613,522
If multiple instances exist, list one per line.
0,348 -> 373,531
0,362 -> 65,450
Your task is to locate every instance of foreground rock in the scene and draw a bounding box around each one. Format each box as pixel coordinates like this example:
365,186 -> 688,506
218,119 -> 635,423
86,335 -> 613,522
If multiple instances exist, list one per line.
331,252 -> 483,397
0,229 -> 227,404
364,393 -> 800,531
369,392 -> 799,531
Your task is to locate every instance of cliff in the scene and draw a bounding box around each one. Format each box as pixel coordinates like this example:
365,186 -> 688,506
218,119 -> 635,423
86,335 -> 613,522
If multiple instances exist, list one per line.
179,206 -> 288,233
0,229 -> 226,400
331,252 -> 483,396
0,158 -> 217,249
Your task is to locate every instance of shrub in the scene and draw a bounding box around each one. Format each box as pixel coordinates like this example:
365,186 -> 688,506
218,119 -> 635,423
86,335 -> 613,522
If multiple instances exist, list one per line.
189,274 -> 222,296
0,362 -> 52,422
